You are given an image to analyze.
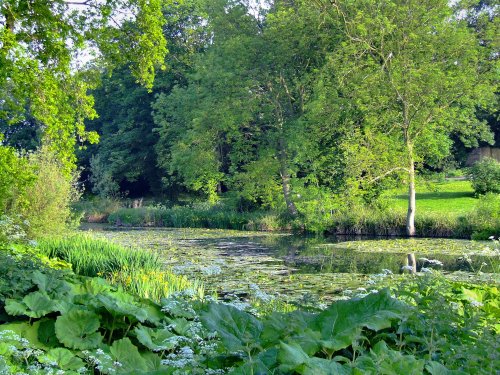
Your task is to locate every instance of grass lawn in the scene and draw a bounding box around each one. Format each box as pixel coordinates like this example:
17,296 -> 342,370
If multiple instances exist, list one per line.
384,179 -> 478,215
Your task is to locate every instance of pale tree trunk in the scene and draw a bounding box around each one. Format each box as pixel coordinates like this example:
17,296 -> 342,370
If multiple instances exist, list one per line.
406,148 -> 416,237
278,136 -> 298,218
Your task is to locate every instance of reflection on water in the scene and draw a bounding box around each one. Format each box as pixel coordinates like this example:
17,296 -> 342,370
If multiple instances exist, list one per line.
81,224 -> 497,302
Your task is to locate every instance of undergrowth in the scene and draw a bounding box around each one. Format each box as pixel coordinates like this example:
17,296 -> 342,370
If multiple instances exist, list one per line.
0,243 -> 498,374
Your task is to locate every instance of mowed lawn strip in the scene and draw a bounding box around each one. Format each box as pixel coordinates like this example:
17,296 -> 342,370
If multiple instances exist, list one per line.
384,180 -> 477,215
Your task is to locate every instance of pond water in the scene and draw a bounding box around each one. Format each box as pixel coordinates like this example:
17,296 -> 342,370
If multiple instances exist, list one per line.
82,225 -> 499,304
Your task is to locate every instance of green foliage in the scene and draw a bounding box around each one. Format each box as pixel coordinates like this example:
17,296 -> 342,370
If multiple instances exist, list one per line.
1,0 -> 169,169
107,204 -> 284,231
55,310 -> 103,350
468,193 -> 500,239
1,240 -> 499,374
16,147 -> 82,238
38,234 -> 159,277
0,146 -> 35,214
37,234 -> 203,301
0,248 -> 216,374
468,158 -> 500,195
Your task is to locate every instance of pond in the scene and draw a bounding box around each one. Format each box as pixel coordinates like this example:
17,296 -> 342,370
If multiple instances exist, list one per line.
82,225 -> 499,305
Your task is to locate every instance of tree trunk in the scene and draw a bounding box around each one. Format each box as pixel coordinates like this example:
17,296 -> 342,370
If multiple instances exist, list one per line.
278,137 -> 298,218
406,155 -> 416,237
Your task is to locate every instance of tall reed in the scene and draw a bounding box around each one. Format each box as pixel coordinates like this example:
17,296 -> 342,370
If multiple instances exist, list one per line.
38,234 -> 204,300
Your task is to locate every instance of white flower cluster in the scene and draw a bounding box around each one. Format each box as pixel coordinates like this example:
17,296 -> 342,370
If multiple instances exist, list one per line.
0,330 -> 83,375
161,346 -> 195,369
82,349 -> 121,374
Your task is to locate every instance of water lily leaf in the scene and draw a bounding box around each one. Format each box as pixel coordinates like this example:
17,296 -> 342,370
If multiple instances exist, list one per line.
134,324 -> 176,351
110,338 -> 147,373
55,309 -> 103,350
313,290 -> 408,352
200,303 -> 263,352
40,348 -> 85,370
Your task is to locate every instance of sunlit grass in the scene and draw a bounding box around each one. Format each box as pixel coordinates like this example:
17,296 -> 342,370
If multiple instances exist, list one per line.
384,180 -> 477,214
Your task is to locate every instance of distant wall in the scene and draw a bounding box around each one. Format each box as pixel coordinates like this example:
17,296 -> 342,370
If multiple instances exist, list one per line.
466,146 -> 500,166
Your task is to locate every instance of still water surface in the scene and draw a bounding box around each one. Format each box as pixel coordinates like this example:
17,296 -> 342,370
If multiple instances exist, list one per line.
82,225 -> 497,303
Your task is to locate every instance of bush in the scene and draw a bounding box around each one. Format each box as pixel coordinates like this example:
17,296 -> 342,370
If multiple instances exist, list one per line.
468,193 -> 500,240
468,157 -> 500,195
73,196 -> 122,223
0,145 -> 35,213
14,147 -> 82,238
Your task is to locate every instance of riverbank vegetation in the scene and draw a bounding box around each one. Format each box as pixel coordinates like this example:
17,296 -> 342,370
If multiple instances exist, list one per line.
0,238 -> 498,374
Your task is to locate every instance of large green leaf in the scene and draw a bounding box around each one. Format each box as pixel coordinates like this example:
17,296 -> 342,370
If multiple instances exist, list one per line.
277,342 -> 310,373
200,303 -> 263,352
110,338 -> 148,373
39,348 -> 85,371
38,319 -> 59,347
277,342 -> 350,375
313,290 -> 408,352
134,324 -> 177,351
0,321 -> 48,349
97,293 -> 148,323
262,311 -> 319,355
55,309 -> 103,350
425,361 -> 467,375
5,291 -> 57,318
352,341 -> 425,375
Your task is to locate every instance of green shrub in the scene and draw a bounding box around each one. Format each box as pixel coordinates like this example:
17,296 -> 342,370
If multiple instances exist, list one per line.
468,193 -> 500,240
73,197 -> 122,223
0,145 -> 35,213
15,147 -> 82,238
468,157 -> 500,195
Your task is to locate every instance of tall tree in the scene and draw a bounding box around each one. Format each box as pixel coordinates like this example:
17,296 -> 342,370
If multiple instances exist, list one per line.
0,0 -> 168,169
315,0 -> 496,235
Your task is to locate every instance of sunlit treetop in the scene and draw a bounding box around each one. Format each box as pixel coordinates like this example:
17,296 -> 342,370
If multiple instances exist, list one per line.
0,0 -> 169,169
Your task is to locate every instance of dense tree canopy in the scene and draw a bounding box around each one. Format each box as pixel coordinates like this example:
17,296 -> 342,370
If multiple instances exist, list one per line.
0,0 -> 168,168
2,0 -> 496,233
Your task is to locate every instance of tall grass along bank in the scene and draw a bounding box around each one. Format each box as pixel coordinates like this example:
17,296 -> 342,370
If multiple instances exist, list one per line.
38,234 -> 204,300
